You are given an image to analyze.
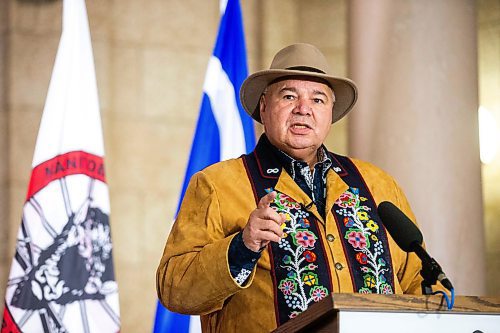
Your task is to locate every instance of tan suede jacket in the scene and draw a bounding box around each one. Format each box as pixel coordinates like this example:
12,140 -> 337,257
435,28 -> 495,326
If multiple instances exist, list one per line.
156,155 -> 424,332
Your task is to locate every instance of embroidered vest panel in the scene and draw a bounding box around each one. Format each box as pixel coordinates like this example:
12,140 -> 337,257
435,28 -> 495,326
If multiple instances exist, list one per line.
242,151 -> 333,326
241,136 -> 395,327
329,153 -> 395,295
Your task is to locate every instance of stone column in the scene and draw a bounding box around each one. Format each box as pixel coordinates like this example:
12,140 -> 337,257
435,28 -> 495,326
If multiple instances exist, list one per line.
348,0 -> 485,295
0,0 -> 9,316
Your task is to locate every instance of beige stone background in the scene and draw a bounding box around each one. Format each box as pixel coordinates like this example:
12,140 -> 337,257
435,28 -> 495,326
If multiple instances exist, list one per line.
0,0 -> 499,332
479,0 -> 500,294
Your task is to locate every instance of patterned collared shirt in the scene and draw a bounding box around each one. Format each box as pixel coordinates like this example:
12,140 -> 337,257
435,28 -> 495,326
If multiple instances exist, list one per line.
274,146 -> 332,219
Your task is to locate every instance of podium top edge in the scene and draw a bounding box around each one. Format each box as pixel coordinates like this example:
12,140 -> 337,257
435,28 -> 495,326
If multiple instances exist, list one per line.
332,293 -> 500,314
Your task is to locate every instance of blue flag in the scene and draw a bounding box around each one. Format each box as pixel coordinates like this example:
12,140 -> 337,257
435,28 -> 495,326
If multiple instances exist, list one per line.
152,0 -> 255,331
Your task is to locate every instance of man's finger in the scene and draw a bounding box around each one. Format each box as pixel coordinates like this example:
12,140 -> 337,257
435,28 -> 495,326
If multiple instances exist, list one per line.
254,229 -> 282,244
257,191 -> 277,209
259,219 -> 284,238
255,207 -> 285,226
245,217 -> 284,238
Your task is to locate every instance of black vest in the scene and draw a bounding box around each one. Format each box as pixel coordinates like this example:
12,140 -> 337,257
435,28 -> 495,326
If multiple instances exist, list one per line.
242,136 -> 395,326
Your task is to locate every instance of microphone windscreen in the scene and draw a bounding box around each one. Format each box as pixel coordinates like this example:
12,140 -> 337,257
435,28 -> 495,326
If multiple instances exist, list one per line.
377,201 -> 423,252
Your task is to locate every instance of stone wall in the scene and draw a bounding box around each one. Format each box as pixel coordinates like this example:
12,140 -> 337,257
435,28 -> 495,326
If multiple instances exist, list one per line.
479,0 -> 500,295
0,0 -> 10,320
1,0 -> 499,331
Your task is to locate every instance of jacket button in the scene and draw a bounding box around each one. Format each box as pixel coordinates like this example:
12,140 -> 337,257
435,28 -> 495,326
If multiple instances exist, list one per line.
326,234 -> 335,242
335,262 -> 344,270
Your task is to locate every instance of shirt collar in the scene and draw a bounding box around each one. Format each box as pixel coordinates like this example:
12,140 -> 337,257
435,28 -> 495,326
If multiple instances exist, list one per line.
273,144 -> 332,180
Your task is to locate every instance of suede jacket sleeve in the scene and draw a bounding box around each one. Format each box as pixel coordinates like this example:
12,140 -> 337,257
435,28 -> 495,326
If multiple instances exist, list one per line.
390,178 -> 424,294
392,180 -> 446,294
155,170 -> 255,315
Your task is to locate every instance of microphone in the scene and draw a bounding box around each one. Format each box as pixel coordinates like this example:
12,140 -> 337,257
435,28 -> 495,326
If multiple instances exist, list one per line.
377,201 -> 454,292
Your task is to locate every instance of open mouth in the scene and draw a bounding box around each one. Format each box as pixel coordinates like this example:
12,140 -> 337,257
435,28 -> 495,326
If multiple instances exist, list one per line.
291,123 -> 312,130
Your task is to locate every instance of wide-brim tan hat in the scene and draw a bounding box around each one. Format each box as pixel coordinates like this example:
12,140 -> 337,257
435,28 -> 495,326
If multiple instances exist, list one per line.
240,43 -> 358,124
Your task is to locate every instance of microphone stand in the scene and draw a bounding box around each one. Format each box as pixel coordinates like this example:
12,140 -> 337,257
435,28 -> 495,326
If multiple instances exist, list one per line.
412,243 -> 453,295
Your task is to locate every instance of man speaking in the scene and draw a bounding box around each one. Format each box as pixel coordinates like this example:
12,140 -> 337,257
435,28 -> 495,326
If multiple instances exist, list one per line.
157,43 -> 427,332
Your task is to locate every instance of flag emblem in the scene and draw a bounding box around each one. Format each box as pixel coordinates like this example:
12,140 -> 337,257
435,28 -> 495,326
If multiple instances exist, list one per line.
1,0 -> 120,331
3,152 -> 119,333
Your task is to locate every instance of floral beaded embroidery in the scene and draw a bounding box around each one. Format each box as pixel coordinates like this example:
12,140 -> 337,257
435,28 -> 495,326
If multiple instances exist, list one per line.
270,190 -> 330,320
334,187 -> 394,294
235,268 -> 252,285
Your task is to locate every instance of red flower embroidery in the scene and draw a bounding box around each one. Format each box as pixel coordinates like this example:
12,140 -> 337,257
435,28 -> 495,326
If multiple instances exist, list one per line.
279,194 -> 300,209
335,192 -> 356,208
295,230 -> 316,248
356,252 -> 368,264
347,231 -> 367,249
303,250 -> 317,262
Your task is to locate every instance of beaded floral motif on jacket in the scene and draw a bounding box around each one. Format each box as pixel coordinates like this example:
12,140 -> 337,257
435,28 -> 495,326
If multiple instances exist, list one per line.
334,187 -> 394,294
269,189 -> 331,322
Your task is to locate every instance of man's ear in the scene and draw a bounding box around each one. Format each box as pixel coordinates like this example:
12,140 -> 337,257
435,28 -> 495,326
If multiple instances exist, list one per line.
259,95 -> 266,124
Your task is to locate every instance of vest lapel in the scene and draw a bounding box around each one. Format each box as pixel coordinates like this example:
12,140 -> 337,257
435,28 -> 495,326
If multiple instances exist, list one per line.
325,168 -> 349,221
327,153 -> 396,295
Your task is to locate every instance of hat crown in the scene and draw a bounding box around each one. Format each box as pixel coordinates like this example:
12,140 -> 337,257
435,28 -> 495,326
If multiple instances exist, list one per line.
270,43 -> 331,74
240,43 -> 357,124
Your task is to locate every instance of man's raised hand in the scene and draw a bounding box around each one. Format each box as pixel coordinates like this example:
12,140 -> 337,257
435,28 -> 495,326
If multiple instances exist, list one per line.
242,191 -> 286,252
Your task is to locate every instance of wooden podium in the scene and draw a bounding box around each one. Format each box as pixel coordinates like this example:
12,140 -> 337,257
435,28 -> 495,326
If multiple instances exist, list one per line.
272,294 -> 500,333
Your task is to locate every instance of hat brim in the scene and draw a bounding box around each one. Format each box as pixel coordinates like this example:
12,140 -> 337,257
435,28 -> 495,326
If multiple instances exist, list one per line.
240,69 -> 358,124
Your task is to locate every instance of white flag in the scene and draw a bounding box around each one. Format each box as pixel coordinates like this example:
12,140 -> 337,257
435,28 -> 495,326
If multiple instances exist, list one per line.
1,0 -> 120,332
